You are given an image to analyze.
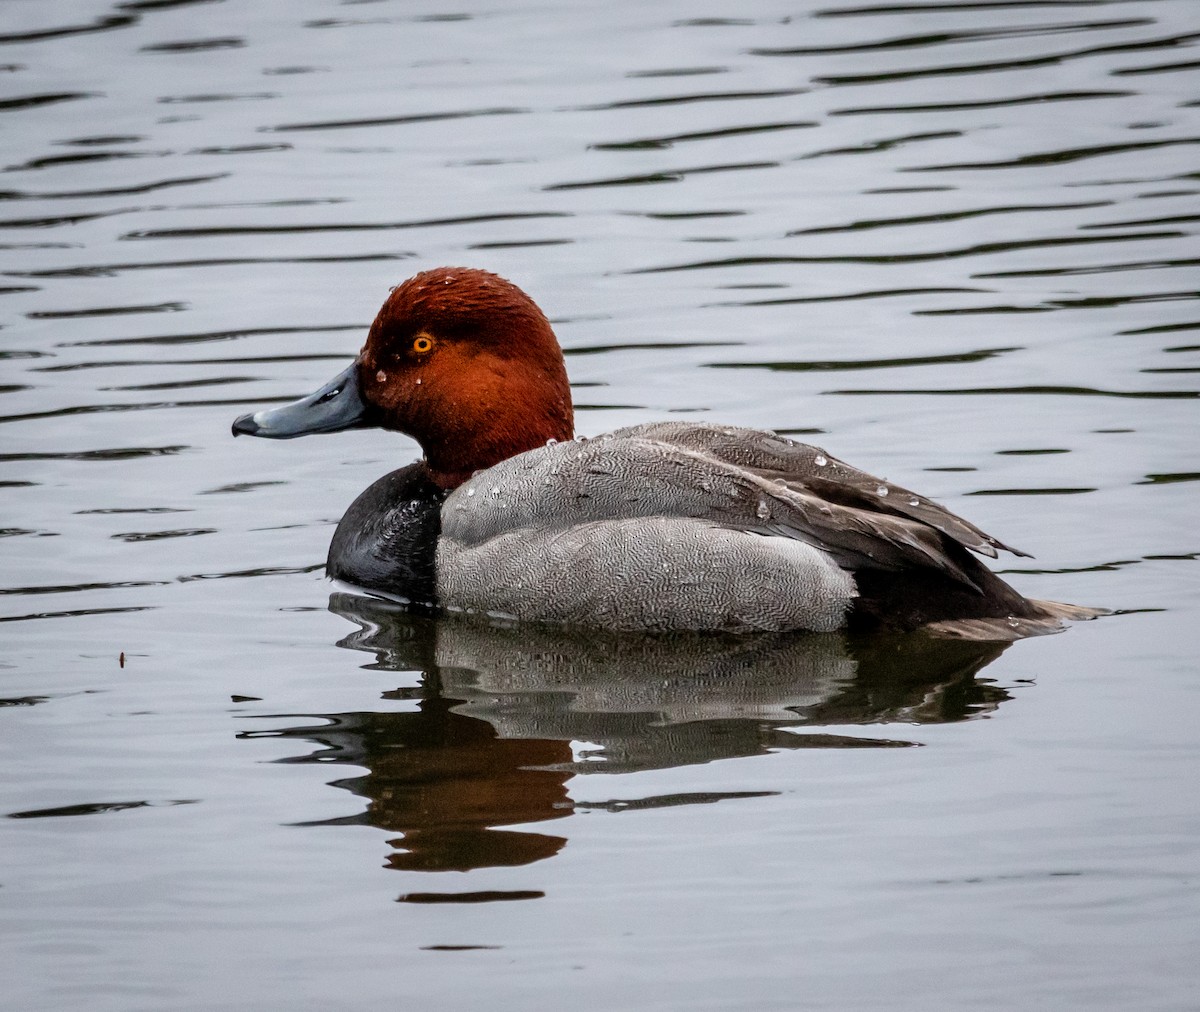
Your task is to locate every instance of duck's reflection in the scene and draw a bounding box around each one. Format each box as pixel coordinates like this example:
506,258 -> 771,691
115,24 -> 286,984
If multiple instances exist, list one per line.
279,697 -> 573,872
250,592 -> 1013,875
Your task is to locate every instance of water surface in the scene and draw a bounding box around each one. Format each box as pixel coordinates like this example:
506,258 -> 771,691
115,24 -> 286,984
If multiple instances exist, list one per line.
2,1 -> 1198,1008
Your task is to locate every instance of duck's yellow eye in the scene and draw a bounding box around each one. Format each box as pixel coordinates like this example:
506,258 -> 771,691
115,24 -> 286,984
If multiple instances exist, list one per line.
412,335 -> 434,354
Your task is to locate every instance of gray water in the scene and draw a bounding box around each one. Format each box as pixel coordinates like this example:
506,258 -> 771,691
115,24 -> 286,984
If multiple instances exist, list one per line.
2,0 -> 1198,1008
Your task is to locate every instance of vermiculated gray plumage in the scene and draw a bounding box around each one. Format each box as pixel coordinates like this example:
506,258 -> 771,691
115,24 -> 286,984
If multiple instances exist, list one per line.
435,422 -> 1041,632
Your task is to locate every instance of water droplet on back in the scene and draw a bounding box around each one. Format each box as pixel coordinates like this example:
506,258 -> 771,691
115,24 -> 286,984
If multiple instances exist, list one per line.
876,485 -> 889,497
756,498 -> 771,520
814,454 -> 828,467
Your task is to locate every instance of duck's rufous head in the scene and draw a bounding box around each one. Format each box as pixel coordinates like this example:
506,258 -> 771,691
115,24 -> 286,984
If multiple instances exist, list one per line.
232,268 -> 575,488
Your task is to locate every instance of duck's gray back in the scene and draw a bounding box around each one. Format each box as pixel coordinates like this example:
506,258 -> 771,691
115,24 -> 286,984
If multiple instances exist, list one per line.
435,425 -> 862,632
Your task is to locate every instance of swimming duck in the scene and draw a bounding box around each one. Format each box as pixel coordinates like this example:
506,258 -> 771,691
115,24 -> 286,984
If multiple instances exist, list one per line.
233,267 -> 1091,637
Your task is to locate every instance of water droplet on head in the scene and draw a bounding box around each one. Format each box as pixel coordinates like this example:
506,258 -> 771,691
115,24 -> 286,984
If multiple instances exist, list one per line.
876,485 -> 889,497
814,454 -> 827,467
466,487 -> 476,497
908,497 -> 920,506
376,369 -> 387,383
545,437 -> 558,446
415,377 -> 422,386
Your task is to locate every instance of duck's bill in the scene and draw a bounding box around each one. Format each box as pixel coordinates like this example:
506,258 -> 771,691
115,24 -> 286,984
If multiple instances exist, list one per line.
232,363 -> 369,439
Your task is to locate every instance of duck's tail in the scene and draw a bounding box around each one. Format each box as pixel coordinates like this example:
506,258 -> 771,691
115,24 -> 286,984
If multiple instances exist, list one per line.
924,599 -> 1109,642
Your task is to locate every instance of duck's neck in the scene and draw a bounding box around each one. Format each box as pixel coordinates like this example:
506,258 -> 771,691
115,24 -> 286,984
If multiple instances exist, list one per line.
422,381 -> 574,490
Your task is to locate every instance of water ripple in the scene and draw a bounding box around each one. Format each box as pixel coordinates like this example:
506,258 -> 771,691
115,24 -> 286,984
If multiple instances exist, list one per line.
0,446 -> 187,462
0,174 -> 227,200
1112,57 -> 1200,76
28,301 -> 185,319
6,149 -> 168,173
913,137 -> 1200,171
10,251 -> 413,279
917,290 -> 1199,315
800,130 -> 961,159
830,385 -> 1198,399
140,37 -> 245,54
629,231 -> 1181,272
573,88 -> 807,111
0,14 -> 136,45
7,799 -> 197,819
35,353 -> 347,372
0,91 -> 97,112
813,30 -> 1200,85
829,90 -> 1135,116
707,347 -> 1019,372
547,161 -> 778,191
57,323 -> 360,348
266,107 -> 528,133
976,257 -> 1200,278
593,120 -> 818,151
120,211 -> 568,240
752,18 -> 1152,56
0,398 -> 298,427
706,287 -> 985,307
112,528 -> 216,542
790,201 -> 1109,234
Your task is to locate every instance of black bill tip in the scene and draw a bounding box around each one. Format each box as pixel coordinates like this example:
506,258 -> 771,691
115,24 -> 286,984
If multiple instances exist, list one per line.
231,412 -> 260,437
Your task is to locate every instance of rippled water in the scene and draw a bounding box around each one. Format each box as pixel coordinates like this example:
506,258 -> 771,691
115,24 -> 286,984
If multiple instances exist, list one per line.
2,0 -> 1198,1007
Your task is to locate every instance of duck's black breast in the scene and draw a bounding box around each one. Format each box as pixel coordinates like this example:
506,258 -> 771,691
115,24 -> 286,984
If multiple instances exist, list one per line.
326,462 -> 448,607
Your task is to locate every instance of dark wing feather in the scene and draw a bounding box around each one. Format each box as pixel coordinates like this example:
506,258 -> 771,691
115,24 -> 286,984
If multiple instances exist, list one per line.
615,421 -> 1031,562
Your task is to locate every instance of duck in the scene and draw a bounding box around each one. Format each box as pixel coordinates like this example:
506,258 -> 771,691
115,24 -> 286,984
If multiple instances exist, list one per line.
232,267 -> 1095,637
